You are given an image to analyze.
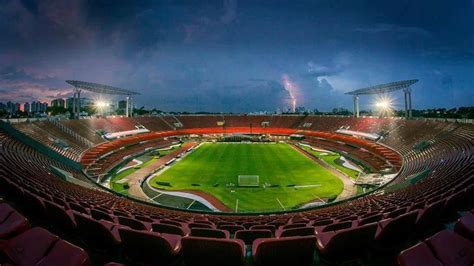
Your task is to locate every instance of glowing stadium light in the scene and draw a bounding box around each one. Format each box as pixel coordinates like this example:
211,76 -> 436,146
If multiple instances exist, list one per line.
373,95 -> 394,117
375,99 -> 391,110
95,101 -> 109,108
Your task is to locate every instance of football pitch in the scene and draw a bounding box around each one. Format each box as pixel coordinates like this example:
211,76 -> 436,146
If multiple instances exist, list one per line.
149,142 -> 344,212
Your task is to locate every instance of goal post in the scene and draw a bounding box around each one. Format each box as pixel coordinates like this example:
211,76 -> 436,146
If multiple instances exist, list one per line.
237,175 -> 259,187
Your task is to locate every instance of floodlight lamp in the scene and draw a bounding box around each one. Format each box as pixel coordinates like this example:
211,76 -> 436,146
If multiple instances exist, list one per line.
376,100 -> 391,109
96,101 -> 109,108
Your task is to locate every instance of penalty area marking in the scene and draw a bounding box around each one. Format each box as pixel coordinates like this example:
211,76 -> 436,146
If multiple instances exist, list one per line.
276,198 -> 285,210
293,184 -> 321,188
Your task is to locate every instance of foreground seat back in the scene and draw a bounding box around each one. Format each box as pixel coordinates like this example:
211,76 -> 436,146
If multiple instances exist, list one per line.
44,201 -> 76,230
253,235 -> 316,266
426,229 -> 474,266
36,240 -> 90,266
375,211 -> 418,246
182,236 -> 245,266
316,223 -> 377,260
0,208 -> 30,239
397,242 -> 442,266
3,227 -> 59,265
74,213 -> 120,250
118,227 -> 181,265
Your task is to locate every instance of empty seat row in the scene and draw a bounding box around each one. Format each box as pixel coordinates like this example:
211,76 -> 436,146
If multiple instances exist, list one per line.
397,229 -> 474,266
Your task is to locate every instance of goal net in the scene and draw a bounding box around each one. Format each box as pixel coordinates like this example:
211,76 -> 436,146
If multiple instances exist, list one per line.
237,175 -> 259,187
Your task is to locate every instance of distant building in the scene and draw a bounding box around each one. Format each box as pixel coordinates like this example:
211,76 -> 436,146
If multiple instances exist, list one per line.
30,101 -> 48,113
24,102 -> 30,113
66,97 -> 74,109
31,101 -> 38,113
66,97 -> 92,109
6,101 -> 13,113
51,98 -> 65,108
5,101 -> 20,113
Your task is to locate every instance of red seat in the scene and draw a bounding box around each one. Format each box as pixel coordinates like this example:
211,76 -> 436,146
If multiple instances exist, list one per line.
426,229 -> 474,266
73,213 -> 120,250
36,240 -> 90,266
235,229 -> 272,245
69,202 -> 89,214
3,227 -> 89,266
118,227 -> 181,265
90,209 -> 115,223
312,219 -> 333,227
454,212 -> 474,241
0,203 -> 14,222
397,242 -> 442,266
250,224 -> 276,234
188,222 -> 214,229
22,192 -> 46,218
218,224 -> 245,234
317,222 -> 377,261
190,228 -> 229,239
44,201 -> 76,230
253,236 -> 316,266
277,226 -> 315,238
0,204 -> 30,239
358,213 -> 383,226
415,200 -> 445,234
182,236 -> 245,266
3,227 -> 57,265
375,211 -> 418,247
117,216 -> 147,230
152,222 -> 189,236
316,221 -> 353,234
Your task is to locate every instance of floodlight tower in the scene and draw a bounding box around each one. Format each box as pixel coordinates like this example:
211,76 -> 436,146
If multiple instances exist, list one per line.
126,96 -> 130,117
126,94 -> 134,117
72,88 -> 81,119
66,80 -> 140,119
345,79 -> 418,119
352,96 -> 360,118
403,87 -> 412,119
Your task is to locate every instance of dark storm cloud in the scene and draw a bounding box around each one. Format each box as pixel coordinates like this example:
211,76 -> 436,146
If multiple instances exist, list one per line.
0,0 -> 472,111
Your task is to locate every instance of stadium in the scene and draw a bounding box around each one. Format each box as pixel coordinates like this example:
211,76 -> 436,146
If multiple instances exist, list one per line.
0,1 -> 473,266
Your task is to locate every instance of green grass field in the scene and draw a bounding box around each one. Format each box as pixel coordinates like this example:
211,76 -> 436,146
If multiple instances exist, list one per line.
150,142 -> 343,212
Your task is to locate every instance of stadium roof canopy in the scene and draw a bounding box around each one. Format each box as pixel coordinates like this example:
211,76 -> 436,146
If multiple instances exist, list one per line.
345,79 -> 418,96
66,80 -> 140,95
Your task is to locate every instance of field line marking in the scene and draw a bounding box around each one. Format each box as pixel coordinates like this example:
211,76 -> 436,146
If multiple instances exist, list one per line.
276,198 -> 285,210
151,193 -> 163,200
235,199 -> 239,212
187,200 -> 196,209
313,194 -> 326,203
